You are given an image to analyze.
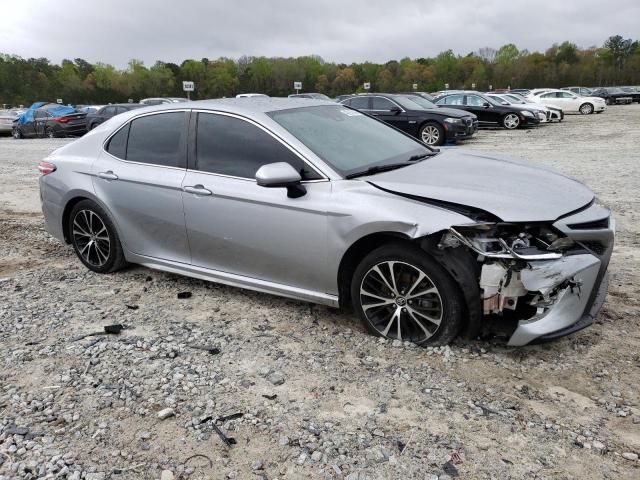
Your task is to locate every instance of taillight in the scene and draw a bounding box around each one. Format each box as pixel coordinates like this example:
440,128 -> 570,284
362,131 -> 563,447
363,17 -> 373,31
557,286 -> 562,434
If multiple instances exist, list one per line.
38,161 -> 56,175
56,116 -> 70,123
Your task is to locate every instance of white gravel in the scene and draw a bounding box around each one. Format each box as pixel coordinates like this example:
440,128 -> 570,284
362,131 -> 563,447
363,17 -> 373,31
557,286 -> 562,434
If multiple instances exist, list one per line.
1,105 -> 639,479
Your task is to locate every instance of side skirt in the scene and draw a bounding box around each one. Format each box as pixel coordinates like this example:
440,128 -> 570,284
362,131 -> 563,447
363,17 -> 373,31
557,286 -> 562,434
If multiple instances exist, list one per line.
125,252 -> 340,308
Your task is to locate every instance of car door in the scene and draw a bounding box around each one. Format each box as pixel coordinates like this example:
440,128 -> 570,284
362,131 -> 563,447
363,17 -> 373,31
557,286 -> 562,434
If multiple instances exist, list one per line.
181,111 -> 331,293
369,96 -> 409,132
465,94 -> 496,124
92,110 -> 191,263
33,110 -> 50,137
435,94 -> 467,115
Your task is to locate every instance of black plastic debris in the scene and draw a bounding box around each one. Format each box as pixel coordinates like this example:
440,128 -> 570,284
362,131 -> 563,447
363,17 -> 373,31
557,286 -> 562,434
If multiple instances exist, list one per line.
443,461 -> 459,477
218,412 -> 244,422
177,291 -> 192,299
125,304 -> 139,310
188,345 -> 220,355
262,394 -> 278,400
104,324 -> 124,334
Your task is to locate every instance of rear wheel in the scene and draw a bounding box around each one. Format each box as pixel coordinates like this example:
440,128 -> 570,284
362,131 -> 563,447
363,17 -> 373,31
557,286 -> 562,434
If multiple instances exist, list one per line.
351,243 -> 464,346
579,103 -> 594,115
419,122 -> 444,146
502,113 -> 520,129
68,200 -> 127,273
12,128 -> 23,139
45,126 -> 56,138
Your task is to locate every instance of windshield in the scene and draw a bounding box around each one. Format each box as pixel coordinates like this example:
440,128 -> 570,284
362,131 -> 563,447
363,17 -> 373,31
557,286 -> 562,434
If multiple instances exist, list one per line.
400,95 -> 437,109
490,95 -> 511,105
309,93 -> 331,100
607,88 -> 623,93
504,94 -> 525,104
269,105 -> 431,177
484,95 -> 504,106
391,96 -> 428,110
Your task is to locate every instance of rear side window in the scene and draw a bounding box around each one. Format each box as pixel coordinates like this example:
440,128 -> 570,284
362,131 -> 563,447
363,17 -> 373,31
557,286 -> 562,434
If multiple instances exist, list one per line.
195,113 -> 322,180
371,97 -> 396,110
126,112 -> 186,167
348,97 -> 370,109
105,112 -> 186,167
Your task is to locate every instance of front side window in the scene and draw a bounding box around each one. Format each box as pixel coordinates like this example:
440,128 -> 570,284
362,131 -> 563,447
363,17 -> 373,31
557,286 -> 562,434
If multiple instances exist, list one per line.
466,95 -> 487,106
438,94 -> 464,105
269,105 -> 431,177
347,96 -> 370,109
371,97 -> 396,110
103,106 -> 116,116
195,113 -> 322,180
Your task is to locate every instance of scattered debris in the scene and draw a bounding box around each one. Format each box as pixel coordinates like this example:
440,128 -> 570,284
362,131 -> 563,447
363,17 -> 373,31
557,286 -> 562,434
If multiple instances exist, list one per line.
262,394 -> 278,400
188,344 -> 221,355
157,408 -> 175,420
71,324 -> 124,341
125,304 -> 139,310
177,291 -> 192,299
443,461 -> 459,477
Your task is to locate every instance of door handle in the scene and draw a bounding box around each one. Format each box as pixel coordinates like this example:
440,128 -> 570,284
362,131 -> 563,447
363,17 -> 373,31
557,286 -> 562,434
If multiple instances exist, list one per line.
97,171 -> 118,180
183,184 -> 212,196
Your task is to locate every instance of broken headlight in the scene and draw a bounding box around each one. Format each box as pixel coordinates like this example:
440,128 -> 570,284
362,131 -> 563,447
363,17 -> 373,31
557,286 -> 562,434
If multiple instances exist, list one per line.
444,223 -> 573,260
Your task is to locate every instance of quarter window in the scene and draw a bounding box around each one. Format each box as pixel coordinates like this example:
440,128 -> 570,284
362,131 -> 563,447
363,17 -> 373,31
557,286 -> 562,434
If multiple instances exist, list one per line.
348,96 -> 370,109
106,124 -> 129,159
438,95 -> 464,105
195,113 -> 322,180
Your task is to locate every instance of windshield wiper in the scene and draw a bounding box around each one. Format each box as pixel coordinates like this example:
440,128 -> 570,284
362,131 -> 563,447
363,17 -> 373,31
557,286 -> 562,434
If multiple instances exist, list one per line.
408,151 -> 439,162
345,163 -> 411,179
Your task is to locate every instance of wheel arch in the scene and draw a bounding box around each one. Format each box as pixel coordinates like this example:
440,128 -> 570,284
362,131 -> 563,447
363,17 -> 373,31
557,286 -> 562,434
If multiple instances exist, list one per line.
60,192 -> 123,245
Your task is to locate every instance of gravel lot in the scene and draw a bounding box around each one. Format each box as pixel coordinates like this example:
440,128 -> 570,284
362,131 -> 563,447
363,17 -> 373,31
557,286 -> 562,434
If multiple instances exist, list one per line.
1,105 -> 639,480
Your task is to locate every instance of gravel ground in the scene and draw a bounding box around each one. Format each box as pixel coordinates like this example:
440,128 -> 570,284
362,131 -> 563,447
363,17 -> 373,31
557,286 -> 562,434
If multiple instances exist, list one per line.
1,105 -> 639,480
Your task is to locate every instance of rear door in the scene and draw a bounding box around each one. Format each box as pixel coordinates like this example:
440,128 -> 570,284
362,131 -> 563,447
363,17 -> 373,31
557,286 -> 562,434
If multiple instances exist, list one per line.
92,110 -> 191,263
181,111 -> 330,292
465,95 -> 496,124
34,110 -> 50,137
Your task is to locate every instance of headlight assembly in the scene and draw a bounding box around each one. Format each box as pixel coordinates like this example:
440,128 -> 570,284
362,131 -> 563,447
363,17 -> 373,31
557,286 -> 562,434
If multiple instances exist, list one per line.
522,111 -> 534,117
444,117 -> 463,124
445,223 -> 568,260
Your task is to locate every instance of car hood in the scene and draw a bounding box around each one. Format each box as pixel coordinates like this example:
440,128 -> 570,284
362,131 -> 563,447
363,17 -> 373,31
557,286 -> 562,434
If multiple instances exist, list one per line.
430,106 -> 476,119
365,149 -> 594,222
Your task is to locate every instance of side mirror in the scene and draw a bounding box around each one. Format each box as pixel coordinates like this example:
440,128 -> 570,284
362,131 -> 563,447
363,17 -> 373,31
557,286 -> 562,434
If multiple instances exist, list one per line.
390,106 -> 402,114
483,102 -> 491,108
255,162 -> 306,198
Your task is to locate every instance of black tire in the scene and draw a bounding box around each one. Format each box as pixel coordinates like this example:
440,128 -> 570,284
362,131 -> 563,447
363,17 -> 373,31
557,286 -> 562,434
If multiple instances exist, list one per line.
579,103 -> 594,115
89,123 -> 97,131
68,200 -> 127,273
351,242 -> 465,346
45,127 -> 56,138
12,128 -> 23,139
419,122 -> 445,146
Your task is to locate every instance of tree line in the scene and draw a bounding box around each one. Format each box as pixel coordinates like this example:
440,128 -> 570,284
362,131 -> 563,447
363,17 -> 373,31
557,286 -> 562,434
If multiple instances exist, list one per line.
1,35 -> 639,106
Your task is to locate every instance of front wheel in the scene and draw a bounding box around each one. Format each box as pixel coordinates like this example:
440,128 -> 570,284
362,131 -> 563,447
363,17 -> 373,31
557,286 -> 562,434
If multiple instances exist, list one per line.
502,113 -> 520,129
419,122 -> 444,146
68,200 -> 127,273
45,127 -> 56,138
351,243 -> 465,346
12,128 -> 23,139
579,103 -> 594,115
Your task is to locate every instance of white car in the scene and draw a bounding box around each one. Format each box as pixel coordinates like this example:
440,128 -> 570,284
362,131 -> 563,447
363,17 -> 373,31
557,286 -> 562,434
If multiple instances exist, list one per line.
0,109 -> 18,133
528,89 -> 606,115
236,93 -> 269,98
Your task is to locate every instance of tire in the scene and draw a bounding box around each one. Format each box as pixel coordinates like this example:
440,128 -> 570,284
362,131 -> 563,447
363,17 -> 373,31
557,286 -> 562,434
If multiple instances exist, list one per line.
419,122 -> 444,146
45,127 -> 56,138
501,113 -> 520,130
579,103 -> 594,115
351,243 -> 465,346
12,128 -> 23,139
89,123 -> 97,131
68,200 -> 127,274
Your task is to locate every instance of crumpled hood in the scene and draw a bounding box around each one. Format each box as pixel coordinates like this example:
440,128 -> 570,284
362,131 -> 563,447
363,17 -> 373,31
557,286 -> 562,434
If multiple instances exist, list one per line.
366,149 -> 594,222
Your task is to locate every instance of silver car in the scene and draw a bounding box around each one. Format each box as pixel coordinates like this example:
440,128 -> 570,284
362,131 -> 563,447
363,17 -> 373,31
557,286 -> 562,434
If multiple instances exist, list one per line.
38,99 -> 614,346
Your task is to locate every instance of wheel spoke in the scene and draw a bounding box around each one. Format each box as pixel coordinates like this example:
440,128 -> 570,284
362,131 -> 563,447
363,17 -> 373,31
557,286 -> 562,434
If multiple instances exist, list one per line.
409,307 -> 441,326
372,265 -> 396,295
360,287 -> 392,303
407,286 -> 437,299
381,308 -> 401,336
407,309 -> 432,337
406,271 -> 426,297
73,219 -> 91,237
388,262 -> 399,294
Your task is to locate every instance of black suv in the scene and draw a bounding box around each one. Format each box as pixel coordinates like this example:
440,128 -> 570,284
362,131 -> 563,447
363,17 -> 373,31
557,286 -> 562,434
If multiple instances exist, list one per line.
339,93 -> 477,146
590,87 -> 633,105
434,91 -> 540,129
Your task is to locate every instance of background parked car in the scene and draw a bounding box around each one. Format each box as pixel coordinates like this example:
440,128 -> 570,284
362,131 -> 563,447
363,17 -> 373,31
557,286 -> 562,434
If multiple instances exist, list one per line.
288,93 -> 332,100
0,109 -> 18,134
235,93 -> 269,98
619,86 -> 640,103
340,93 -> 477,146
562,86 -> 593,96
434,91 -> 540,129
86,103 -> 144,131
12,102 -> 87,139
139,97 -> 189,105
400,91 -> 436,101
486,93 -> 550,123
528,89 -> 606,114
502,93 -> 564,121
590,87 -> 633,105
76,105 -> 105,114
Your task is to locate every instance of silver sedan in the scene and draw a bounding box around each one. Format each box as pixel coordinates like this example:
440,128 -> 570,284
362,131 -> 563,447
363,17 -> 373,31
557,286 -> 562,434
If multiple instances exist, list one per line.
38,98 -> 614,346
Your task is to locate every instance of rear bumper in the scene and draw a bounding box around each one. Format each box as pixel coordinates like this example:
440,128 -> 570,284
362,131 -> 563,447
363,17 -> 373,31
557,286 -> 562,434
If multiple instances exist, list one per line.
53,123 -> 87,137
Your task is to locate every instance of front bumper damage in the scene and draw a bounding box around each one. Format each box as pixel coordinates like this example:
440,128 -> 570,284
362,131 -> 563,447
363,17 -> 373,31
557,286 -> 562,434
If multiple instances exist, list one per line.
445,202 -> 614,346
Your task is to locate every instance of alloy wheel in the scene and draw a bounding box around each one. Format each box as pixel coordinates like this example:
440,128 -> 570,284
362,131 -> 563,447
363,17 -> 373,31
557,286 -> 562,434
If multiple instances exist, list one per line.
72,209 -> 111,267
503,114 -> 520,129
12,129 -> 22,139
359,261 -> 443,342
421,125 -> 440,145
46,128 -> 55,139
579,103 -> 593,115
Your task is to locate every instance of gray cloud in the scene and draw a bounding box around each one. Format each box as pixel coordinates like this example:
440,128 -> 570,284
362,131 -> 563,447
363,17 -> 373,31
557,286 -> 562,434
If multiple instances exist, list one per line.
2,0 -> 638,67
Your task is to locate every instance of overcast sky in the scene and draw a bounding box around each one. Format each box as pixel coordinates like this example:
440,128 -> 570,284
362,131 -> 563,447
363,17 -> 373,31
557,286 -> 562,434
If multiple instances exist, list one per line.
2,0 -> 638,67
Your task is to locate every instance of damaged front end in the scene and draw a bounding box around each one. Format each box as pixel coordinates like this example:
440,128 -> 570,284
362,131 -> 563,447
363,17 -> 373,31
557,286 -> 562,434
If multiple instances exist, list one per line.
439,203 -> 614,346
